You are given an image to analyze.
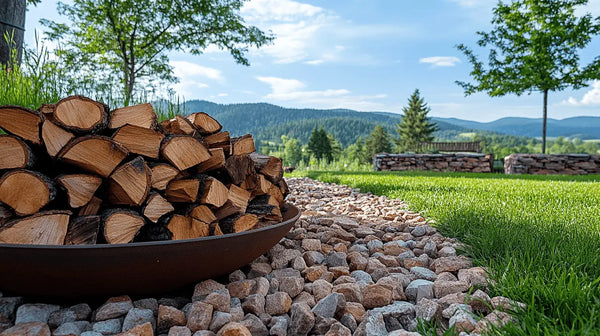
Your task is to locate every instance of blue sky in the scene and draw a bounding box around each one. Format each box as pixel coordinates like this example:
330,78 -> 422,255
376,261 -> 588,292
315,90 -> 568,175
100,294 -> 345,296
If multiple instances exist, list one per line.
24,0 -> 600,122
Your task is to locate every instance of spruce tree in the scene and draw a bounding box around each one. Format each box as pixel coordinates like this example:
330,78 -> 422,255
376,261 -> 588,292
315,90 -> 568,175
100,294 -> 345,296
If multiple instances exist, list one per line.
307,126 -> 333,162
395,89 -> 438,152
366,125 -> 393,159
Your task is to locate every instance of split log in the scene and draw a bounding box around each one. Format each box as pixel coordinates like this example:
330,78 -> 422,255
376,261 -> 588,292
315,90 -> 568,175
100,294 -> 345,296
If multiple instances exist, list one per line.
197,148 -> 226,173
160,115 -> 198,136
231,134 -> 255,156
0,210 -> 71,245
108,157 -> 151,206
112,124 -> 164,159
0,135 -> 35,169
278,179 -> 290,198
56,174 -> 103,208
215,185 -> 251,220
219,213 -> 258,234
38,103 -> 55,117
0,170 -> 56,216
188,204 -> 217,224
143,192 -> 174,223
186,112 -> 222,135
41,120 -> 75,157
58,136 -> 129,177
0,203 -> 14,226
204,131 -> 231,155
102,209 -> 146,244
166,214 -> 209,240
224,154 -> 255,185
109,103 -> 157,130
165,175 -> 227,206
78,196 -> 102,216
0,106 -> 43,144
137,213 -> 173,241
250,153 -> 283,184
64,215 -> 101,245
268,184 -> 285,208
160,135 -> 211,171
247,194 -> 282,221
54,96 -> 108,133
211,222 -> 224,236
150,163 -> 179,190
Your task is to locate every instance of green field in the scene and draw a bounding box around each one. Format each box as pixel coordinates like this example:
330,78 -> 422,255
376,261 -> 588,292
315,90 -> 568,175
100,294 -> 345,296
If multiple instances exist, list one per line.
293,170 -> 600,335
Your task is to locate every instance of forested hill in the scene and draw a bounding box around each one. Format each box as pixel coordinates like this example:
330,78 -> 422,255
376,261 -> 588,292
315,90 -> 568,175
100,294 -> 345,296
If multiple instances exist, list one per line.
182,100 -> 463,146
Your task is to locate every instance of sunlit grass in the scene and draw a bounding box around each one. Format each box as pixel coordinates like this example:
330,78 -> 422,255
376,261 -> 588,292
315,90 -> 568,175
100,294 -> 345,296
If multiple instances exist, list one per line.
294,170 -> 600,335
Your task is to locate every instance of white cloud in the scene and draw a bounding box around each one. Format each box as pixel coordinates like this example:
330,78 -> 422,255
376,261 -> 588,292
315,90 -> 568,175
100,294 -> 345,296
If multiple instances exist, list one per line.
241,0 -> 322,22
218,93 -> 228,97
256,76 -> 387,110
305,59 -> 324,65
419,56 -> 461,67
564,81 -> 600,106
171,61 -> 223,81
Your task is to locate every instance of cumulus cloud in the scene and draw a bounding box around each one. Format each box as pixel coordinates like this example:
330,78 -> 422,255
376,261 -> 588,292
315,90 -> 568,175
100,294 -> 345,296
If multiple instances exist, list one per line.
564,80 -> 600,106
419,56 -> 461,67
170,61 -> 224,98
241,0 -> 322,22
256,76 -> 387,110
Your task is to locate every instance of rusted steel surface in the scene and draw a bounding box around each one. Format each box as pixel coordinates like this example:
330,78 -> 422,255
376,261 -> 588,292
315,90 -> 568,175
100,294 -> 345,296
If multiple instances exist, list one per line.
0,205 -> 300,298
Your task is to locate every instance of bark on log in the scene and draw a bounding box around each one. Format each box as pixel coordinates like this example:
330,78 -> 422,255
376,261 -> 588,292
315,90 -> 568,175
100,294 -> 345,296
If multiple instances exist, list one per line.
186,112 -> 222,135
54,96 -> 108,134
64,215 -> 101,245
107,157 -> 152,206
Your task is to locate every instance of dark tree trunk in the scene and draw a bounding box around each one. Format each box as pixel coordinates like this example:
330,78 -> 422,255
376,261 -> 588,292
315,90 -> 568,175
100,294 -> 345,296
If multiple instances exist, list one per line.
0,0 -> 26,67
542,89 -> 548,154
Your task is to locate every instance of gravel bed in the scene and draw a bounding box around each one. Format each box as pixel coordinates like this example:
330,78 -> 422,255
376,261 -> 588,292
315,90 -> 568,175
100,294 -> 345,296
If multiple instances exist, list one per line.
0,177 -> 524,336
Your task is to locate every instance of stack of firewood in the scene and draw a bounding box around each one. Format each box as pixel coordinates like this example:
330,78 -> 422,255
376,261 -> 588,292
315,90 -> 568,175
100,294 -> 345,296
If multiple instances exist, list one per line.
0,96 -> 288,245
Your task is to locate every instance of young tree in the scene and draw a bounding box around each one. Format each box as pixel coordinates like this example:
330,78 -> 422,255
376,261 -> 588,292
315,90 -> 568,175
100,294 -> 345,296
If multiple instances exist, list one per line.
347,137 -> 370,164
366,125 -> 392,159
395,89 -> 438,152
307,127 -> 333,162
457,0 -> 600,153
41,0 -> 273,105
282,136 -> 302,166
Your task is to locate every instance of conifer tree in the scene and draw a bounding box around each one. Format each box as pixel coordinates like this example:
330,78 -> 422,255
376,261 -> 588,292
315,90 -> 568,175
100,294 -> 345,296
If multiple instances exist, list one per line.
366,125 -> 393,159
307,127 -> 333,162
395,89 -> 438,152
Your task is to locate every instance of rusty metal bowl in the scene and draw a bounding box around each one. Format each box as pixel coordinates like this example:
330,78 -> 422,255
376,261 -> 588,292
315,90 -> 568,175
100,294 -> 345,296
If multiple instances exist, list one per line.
0,205 -> 300,298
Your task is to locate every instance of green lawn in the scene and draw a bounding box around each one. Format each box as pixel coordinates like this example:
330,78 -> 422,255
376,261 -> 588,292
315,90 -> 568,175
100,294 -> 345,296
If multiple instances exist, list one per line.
293,170 -> 600,335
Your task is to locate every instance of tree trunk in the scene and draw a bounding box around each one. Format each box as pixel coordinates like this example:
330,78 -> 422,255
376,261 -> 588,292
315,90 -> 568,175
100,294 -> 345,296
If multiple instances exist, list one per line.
0,0 -> 26,67
542,89 -> 548,154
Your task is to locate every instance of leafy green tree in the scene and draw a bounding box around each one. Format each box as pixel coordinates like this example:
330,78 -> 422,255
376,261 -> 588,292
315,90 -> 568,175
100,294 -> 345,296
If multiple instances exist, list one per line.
307,126 -> 333,162
282,135 -> 302,166
395,89 -> 438,152
366,125 -> 392,159
347,137 -> 370,164
41,0 -> 273,105
457,0 -> 600,153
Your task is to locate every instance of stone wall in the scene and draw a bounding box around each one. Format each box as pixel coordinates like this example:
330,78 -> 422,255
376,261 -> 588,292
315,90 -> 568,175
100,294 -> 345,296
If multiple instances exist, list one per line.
504,154 -> 600,175
374,153 -> 494,173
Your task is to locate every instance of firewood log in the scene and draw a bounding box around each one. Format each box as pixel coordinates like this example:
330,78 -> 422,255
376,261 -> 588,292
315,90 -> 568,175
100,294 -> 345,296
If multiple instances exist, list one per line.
102,209 -> 146,244
186,112 -> 222,135
246,194 -> 282,222
109,103 -> 157,130
41,120 -> 75,157
57,136 -> 129,177
224,154 -> 255,185
0,106 -> 43,144
166,214 -> 209,240
0,202 -> 14,226
160,135 -> 211,171
188,204 -> 217,224
161,115 -> 199,136
38,103 -> 55,117
54,96 -> 108,133
0,135 -> 35,169
0,210 -> 71,245
150,163 -> 179,190
204,131 -> 231,155
231,134 -> 255,156
107,157 -> 151,206
211,222 -> 224,236
143,192 -> 175,223
214,185 -> 251,220
136,213 -> 173,242
56,174 -> 103,208
0,170 -> 56,216
250,153 -> 283,184
64,215 -> 101,245
219,213 -> 258,234
278,179 -> 290,198
78,196 -> 102,216
268,183 -> 285,208
197,148 -> 226,173
165,175 -> 228,207
112,124 -> 164,159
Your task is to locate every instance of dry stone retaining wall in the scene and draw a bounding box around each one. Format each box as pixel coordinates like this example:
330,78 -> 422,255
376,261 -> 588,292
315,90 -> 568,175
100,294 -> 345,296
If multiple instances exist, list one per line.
374,153 -> 494,173
504,154 -> 600,175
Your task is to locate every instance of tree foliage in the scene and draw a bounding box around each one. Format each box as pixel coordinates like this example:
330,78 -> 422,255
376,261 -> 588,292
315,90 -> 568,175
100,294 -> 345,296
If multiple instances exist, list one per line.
366,125 -> 393,159
281,135 -> 302,166
456,0 -> 600,153
307,127 -> 333,163
41,0 -> 273,105
395,89 -> 438,152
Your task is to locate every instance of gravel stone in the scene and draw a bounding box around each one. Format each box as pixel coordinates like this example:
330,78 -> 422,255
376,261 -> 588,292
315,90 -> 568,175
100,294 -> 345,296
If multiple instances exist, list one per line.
0,321 -> 50,336
209,312 -> 231,333
324,252 -> 348,268
204,289 -> 231,313
94,296 -> 133,322
157,305 -> 186,333
269,316 -> 288,336
288,303 -> 314,336
92,318 -> 122,335
265,292 -> 292,316
405,279 -> 434,302
312,293 -> 346,318
333,283 -> 362,303
122,308 -> 155,332
278,277 -> 304,298
216,322 -> 251,336
15,304 -> 59,324
239,314 -> 268,336
410,266 -> 437,281
241,295 -> 265,315
133,299 -> 158,315
194,280 -> 226,301
168,326 -> 192,336
186,302 -> 213,333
